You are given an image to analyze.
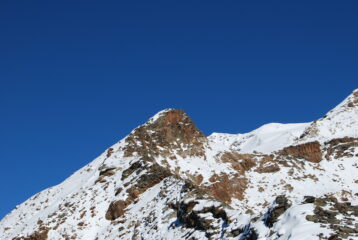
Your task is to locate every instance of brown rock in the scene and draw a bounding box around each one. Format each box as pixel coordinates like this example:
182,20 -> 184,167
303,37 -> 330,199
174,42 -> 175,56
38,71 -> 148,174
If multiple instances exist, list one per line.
256,164 -> 280,173
324,137 -> 358,160
220,152 -> 256,173
126,163 -> 171,199
121,161 -> 143,180
194,174 -> 203,185
105,200 -> 128,220
13,229 -> 49,240
123,109 -> 207,159
206,174 -> 247,202
99,168 -> 116,177
354,90 -> 358,98
255,155 -> 280,173
106,163 -> 172,221
106,148 -> 114,158
280,141 -> 322,163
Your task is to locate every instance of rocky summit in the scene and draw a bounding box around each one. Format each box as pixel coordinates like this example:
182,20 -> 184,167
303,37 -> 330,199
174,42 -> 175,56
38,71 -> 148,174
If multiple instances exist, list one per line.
1,90 -> 358,240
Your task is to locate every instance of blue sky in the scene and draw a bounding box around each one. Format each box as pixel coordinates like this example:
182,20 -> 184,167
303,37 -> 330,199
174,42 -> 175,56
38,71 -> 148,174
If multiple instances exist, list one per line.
0,0 -> 357,218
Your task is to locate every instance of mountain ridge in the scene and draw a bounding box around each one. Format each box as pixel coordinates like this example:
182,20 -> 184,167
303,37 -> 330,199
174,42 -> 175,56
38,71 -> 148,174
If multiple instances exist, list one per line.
1,90 -> 358,240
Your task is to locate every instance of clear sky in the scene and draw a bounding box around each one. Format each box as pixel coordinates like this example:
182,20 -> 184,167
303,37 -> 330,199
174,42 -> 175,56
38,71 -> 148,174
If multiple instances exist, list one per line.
0,0 -> 357,219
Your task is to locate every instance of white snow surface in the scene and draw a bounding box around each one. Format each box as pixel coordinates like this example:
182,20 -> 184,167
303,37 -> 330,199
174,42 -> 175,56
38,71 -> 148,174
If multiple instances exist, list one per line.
209,122 -> 309,154
1,90 -> 358,240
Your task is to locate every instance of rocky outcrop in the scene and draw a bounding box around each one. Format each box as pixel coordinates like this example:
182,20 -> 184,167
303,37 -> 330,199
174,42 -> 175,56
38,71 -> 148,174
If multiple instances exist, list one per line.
95,165 -> 117,184
177,201 -> 228,229
99,167 -> 116,177
305,196 -> 358,239
106,162 -> 172,220
106,148 -> 114,158
125,163 -> 172,200
105,200 -> 128,220
324,137 -> 358,160
170,198 -> 229,238
13,229 -> 49,240
207,174 -> 248,202
123,109 -> 207,160
220,152 -> 256,173
347,90 -> 358,107
280,141 -> 322,163
254,155 -> 280,173
264,195 -> 291,227
121,161 -> 143,180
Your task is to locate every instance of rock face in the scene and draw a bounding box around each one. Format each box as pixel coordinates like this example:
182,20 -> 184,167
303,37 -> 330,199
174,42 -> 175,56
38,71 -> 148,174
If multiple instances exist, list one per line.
1,91 -> 358,240
280,141 -> 322,163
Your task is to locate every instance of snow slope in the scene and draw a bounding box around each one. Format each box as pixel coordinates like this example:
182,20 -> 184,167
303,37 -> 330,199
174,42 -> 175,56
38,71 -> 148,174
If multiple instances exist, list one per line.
209,122 -> 309,154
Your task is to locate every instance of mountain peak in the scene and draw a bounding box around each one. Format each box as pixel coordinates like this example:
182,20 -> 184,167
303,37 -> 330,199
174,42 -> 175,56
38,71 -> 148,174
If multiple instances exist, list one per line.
145,108 -> 178,124
2,94 -> 358,240
146,108 -> 194,126
123,109 -> 207,159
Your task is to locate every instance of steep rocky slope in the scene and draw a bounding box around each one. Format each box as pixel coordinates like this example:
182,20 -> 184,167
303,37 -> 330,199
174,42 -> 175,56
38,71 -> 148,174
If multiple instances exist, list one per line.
1,90 -> 358,240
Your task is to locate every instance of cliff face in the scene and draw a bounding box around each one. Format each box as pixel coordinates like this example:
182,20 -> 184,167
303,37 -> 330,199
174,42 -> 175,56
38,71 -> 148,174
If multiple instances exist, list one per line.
1,91 -> 358,240
279,141 -> 322,163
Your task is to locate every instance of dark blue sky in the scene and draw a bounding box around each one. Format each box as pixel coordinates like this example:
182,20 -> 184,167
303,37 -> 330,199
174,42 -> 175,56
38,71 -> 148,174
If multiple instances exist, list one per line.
0,1 -> 357,219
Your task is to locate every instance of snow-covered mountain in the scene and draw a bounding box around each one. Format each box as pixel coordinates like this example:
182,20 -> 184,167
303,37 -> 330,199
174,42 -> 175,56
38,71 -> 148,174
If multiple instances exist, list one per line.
1,90 -> 358,240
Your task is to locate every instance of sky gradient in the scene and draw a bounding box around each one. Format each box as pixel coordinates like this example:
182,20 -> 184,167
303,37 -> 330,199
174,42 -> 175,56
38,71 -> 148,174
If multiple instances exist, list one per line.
0,0 -> 357,219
